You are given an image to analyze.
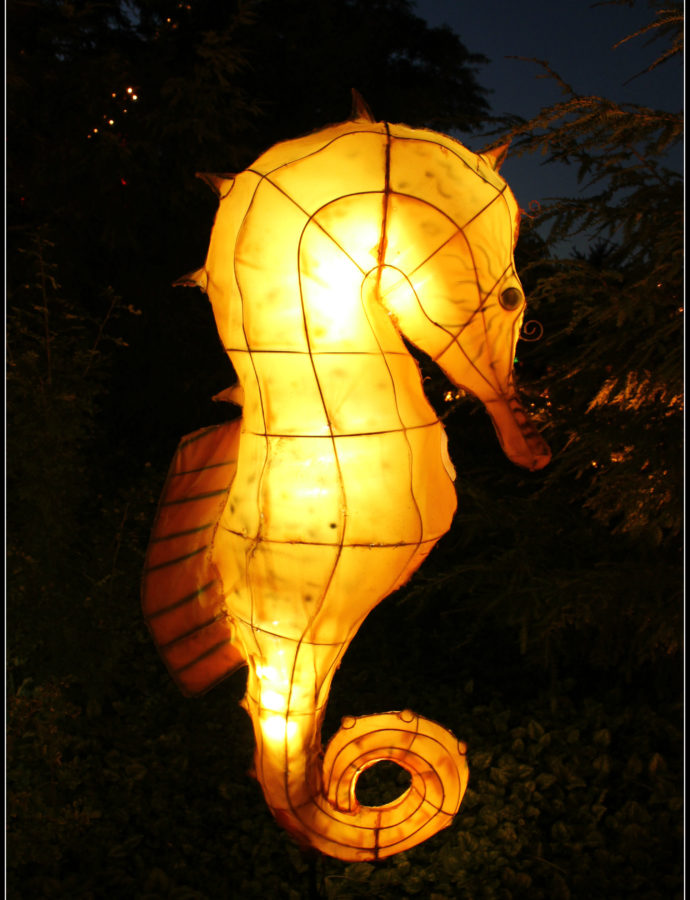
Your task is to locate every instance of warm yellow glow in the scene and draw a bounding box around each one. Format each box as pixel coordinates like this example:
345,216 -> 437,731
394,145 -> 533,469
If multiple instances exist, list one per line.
261,690 -> 287,712
142,103 -> 550,862
255,663 -> 278,681
263,715 -> 299,744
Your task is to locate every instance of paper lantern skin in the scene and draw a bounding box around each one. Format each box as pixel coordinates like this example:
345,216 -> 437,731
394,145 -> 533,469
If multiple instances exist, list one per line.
142,109 -> 550,862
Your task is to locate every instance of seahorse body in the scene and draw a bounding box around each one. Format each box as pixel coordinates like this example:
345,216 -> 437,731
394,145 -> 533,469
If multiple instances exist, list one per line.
142,111 -> 550,861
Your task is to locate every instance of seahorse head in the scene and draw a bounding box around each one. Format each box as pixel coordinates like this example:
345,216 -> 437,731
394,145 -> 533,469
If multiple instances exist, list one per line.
194,112 -> 549,470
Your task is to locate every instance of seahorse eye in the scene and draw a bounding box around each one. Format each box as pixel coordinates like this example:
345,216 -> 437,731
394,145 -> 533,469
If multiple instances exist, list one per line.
500,287 -> 523,311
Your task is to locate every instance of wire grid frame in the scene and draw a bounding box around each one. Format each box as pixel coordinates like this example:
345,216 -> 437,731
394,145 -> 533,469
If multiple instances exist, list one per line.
141,117 -> 530,859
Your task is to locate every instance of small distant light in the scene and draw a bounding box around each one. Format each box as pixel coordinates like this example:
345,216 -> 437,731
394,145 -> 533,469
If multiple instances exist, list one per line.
132,94 -> 138,101
108,119 -> 114,125
93,128 -> 99,133
121,178 -> 128,186
112,92 -> 117,98
127,87 -> 133,94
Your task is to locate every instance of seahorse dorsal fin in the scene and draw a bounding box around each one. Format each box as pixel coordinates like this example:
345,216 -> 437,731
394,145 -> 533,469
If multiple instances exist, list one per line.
350,89 -> 376,122
142,419 -> 247,697
195,172 -> 235,198
481,142 -> 510,172
173,267 -> 208,291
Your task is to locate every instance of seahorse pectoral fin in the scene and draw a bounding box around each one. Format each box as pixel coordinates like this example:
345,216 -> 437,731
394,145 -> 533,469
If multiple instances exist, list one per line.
142,419 -> 246,696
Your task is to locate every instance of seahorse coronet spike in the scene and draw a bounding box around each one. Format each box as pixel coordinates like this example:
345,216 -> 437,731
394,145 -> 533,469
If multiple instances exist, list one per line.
142,106 -> 550,862
481,141 -> 511,172
195,171 -> 236,198
172,266 -> 207,291
350,88 -> 376,122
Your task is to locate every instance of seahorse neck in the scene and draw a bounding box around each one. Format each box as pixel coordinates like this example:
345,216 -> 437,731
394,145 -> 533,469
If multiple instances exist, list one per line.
231,340 -> 436,439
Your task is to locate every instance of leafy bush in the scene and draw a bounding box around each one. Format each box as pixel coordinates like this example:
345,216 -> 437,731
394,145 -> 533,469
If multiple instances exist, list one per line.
7,659 -> 683,899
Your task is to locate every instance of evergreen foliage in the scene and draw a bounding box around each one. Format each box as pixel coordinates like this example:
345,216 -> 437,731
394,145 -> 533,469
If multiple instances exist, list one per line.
425,0 -> 683,676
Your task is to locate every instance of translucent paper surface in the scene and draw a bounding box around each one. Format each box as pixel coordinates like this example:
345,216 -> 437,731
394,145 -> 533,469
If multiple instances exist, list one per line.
142,109 -> 550,861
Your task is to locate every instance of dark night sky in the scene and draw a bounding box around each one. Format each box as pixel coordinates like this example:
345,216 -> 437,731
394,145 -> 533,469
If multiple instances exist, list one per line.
414,0 -> 684,251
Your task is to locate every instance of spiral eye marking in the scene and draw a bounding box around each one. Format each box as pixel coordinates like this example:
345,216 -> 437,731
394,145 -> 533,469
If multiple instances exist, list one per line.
499,287 -> 523,311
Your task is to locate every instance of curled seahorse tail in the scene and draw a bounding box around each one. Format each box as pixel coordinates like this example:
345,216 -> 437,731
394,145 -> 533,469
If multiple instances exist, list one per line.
263,711 -> 469,862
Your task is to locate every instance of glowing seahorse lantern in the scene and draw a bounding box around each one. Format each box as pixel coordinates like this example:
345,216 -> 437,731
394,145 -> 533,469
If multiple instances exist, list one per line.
142,100 -> 551,862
